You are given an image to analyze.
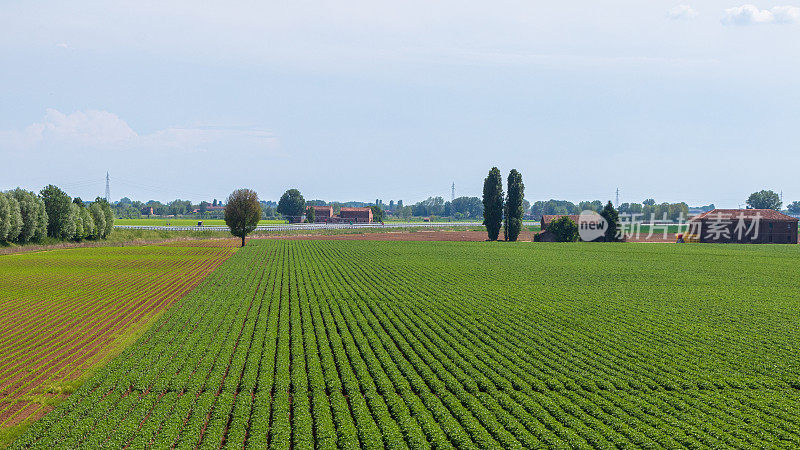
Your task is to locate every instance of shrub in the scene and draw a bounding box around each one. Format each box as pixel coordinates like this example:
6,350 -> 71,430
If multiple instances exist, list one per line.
548,216 -> 579,242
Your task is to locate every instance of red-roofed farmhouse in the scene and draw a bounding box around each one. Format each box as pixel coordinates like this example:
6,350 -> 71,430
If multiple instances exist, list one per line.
339,207 -> 373,223
688,209 -> 797,244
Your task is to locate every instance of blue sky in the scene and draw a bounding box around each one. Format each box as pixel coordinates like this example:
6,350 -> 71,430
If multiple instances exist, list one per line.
1,1 -> 799,207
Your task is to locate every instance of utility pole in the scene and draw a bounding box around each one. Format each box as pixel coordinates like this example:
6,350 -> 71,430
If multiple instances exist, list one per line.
451,182 -> 455,203
105,172 -> 111,203
615,188 -> 619,208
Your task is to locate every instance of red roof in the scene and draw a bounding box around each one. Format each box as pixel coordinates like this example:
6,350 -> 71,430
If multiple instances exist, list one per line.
691,209 -> 797,222
339,207 -> 371,212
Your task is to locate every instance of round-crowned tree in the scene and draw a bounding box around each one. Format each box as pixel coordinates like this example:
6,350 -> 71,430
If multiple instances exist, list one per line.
40,185 -> 73,239
548,216 -> 579,242
746,190 -> 782,210
225,189 -> 262,247
277,189 -> 305,223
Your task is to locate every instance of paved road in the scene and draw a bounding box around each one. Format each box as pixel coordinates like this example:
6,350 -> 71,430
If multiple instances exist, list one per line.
115,222 -> 538,232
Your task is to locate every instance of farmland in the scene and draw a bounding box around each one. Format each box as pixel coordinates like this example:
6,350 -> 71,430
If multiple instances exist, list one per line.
0,243 -> 237,443
10,240 -> 800,448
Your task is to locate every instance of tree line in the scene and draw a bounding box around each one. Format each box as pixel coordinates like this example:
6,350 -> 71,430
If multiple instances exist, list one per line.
531,198 -> 689,221
618,199 -> 689,221
0,185 -> 113,245
116,197 -> 286,221
110,187 -> 799,224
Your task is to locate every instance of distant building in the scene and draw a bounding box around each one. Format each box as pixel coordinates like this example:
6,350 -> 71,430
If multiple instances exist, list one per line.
339,207 -> 373,223
687,209 -> 798,244
141,207 -> 154,215
541,215 -> 583,230
312,205 -> 334,223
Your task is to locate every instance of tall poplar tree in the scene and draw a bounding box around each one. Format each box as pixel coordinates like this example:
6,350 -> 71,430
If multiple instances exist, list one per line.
482,167 -> 504,241
504,169 -> 525,241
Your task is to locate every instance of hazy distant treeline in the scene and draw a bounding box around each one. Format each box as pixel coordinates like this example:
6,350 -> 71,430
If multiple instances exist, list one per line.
531,198 -> 691,221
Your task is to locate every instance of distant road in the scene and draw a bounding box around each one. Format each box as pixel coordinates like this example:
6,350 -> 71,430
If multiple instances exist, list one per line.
115,221 -> 538,232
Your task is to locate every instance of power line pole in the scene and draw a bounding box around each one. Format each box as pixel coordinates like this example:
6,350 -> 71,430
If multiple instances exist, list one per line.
451,182 -> 455,203
105,172 -> 111,203
615,188 -> 619,208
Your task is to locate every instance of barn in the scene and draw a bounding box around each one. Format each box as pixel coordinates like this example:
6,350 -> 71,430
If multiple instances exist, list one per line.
687,209 -> 798,244
312,205 -> 334,223
541,215 -> 583,230
339,207 -> 373,223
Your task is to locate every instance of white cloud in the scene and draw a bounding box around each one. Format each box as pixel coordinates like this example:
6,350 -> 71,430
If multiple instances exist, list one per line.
722,5 -> 800,25
771,5 -> 800,22
0,109 -> 279,154
31,109 -> 137,145
668,5 -> 699,20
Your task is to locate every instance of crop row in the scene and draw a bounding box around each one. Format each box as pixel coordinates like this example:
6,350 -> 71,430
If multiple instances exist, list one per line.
0,244 -> 236,431
11,240 -> 800,448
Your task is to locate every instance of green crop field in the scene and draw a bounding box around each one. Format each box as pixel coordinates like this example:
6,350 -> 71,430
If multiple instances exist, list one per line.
0,242 -> 237,446
11,240 -> 800,448
115,218 -> 288,226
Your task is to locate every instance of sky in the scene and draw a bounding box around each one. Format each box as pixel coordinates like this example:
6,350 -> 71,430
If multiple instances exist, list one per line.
1,1 -> 799,207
